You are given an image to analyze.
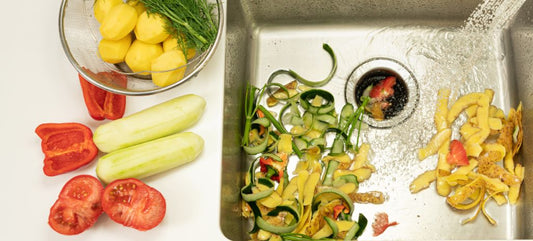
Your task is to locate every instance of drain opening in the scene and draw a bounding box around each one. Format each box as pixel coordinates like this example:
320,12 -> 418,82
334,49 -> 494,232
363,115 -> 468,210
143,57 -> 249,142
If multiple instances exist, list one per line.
354,69 -> 409,120
345,58 -> 419,128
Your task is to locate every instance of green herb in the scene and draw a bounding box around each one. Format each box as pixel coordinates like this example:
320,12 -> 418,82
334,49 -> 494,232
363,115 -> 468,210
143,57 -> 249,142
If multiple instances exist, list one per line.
141,0 -> 218,52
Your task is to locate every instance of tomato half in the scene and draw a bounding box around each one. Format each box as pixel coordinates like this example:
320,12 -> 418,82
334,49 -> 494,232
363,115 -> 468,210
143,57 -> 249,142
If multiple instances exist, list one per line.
102,178 -> 166,231
48,175 -> 104,235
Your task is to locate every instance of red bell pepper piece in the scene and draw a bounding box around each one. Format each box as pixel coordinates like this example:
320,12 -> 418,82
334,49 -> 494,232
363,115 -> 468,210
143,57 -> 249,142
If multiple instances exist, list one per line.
79,71 -> 127,120
333,204 -> 345,219
35,123 -> 99,176
259,157 -> 283,182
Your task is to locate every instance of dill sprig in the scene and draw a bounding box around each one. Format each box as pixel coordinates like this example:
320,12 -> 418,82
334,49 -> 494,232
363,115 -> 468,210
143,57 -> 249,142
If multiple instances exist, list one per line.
140,0 -> 218,52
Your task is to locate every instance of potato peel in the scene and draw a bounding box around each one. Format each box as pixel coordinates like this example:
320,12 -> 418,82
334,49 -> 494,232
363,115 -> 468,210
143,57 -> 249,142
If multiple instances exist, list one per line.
412,88 -> 524,225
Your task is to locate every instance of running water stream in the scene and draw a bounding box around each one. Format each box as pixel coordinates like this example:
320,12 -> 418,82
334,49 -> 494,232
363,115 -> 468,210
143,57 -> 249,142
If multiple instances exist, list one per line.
359,0 -> 527,196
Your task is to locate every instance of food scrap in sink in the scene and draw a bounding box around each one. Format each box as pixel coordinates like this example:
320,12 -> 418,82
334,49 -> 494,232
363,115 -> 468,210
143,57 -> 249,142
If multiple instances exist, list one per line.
411,88 -> 524,225
365,76 -> 396,121
240,45 -> 390,240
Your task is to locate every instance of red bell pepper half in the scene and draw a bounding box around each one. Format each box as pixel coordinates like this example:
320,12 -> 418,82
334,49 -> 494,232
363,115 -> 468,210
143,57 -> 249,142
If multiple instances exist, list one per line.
79,71 -> 127,120
35,123 -> 99,176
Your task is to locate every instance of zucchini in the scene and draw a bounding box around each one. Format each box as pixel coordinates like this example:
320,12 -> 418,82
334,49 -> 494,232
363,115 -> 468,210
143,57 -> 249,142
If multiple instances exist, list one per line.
96,131 -> 204,183
93,94 -> 206,153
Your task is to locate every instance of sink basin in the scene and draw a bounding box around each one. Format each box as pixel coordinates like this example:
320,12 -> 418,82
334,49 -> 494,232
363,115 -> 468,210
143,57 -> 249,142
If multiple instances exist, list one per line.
221,0 -> 533,240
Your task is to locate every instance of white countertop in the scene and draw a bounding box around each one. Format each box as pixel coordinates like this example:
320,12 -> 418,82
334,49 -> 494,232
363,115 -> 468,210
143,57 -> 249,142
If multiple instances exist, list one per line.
0,1 -> 229,240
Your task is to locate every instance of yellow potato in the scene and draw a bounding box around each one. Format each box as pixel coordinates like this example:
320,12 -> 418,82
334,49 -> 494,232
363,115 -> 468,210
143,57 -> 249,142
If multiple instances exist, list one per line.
163,36 -> 197,59
94,0 -> 123,23
135,11 -> 170,44
100,3 -> 138,40
151,50 -> 187,86
125,39 -> 163,75
98,33 -> 132,64
127,0 -> 146,15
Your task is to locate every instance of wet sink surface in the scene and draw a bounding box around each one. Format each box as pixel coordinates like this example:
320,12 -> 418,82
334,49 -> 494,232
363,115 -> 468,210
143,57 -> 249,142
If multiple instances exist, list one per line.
221,0 -> 533,240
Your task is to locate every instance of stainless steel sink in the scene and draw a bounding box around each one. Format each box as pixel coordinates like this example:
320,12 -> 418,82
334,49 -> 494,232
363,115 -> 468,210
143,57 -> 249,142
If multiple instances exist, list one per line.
221,0 -> 533,239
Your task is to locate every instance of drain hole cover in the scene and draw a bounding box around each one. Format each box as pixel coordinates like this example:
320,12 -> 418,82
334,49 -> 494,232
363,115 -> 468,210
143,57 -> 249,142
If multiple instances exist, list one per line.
345,58 -> 419,128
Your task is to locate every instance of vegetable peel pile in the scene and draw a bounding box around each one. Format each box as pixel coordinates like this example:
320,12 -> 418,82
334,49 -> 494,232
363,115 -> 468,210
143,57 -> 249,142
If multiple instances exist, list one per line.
241,44 -> 387,240
411,88 -> 524,225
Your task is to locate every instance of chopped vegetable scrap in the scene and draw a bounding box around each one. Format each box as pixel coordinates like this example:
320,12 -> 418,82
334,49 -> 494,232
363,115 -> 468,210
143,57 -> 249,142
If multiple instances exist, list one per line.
364,76 -> 397,121
369,76 -> 396,101
48,175 -> 104,235
411,88 -> 524,225
372,212 -> 398,237
35,123 -> 98,176
79,71 -> 127,120
241,44 -> 387,240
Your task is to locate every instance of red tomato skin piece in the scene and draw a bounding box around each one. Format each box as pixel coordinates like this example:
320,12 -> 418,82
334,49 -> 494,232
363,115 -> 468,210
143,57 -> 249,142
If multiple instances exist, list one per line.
48,175 -> 104,235
447,140 -> 469,166
102,178 -> 166,231
372,212 -> 398,236
369,76 -> 396,101
35,123 -> 99,176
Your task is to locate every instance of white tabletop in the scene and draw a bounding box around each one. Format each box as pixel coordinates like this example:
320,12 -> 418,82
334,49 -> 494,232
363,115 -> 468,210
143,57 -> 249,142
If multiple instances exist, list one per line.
0,1 -> 229,240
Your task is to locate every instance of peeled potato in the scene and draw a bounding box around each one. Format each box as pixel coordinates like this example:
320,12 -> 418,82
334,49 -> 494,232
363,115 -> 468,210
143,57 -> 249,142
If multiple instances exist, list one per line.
98,33 -> 132,64
100,3 -> 138,41
162,36 -> 196,59
151,50 -> 187,87
125,40 -> 163,75
94,0 -> 123,23
127,0 -> 146,15
135,11 -> 169,44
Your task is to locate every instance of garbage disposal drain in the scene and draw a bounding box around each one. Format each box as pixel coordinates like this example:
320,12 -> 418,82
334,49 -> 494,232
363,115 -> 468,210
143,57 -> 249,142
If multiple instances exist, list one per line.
345,58 -> 419,128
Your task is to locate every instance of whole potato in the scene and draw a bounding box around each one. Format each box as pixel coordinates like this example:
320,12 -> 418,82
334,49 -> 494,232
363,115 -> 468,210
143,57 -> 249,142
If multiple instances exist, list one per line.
135,11 -> 169,44
125,40 -> 163,75
162,36 -> 197,59
100,3 -> 138,41
151,50 -> 187,87
98,34 -> 132,64
94,0 -> 122,23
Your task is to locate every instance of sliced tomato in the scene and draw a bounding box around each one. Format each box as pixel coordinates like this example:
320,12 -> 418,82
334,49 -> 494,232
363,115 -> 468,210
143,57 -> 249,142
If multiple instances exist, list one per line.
102,178 -> 166,231
48,175 -> 104,235
447,140 -> 469,166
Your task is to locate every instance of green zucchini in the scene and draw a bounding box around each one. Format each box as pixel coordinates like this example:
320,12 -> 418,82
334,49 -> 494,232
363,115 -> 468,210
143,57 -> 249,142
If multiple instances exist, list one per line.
96,131 -> 204,184
93,94 -> 206,153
